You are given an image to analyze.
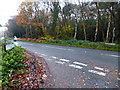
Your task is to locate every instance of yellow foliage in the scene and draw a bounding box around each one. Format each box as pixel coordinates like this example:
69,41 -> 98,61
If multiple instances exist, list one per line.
40,35 -> 55,40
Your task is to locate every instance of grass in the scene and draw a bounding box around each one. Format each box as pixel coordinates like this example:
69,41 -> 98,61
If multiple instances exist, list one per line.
0,37 -> 17,88
0,39 -> 2,87
0,46 -> 2,87
19,39 -> 119,51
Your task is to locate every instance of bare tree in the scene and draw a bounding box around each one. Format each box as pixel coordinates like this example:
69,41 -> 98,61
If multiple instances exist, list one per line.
94,2 -> 100,42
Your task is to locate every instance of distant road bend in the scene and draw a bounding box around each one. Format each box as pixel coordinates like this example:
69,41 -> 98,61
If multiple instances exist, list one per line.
16,41 -> 119,88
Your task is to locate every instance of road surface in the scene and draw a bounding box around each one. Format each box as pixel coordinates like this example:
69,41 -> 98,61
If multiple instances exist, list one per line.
16,41 -> 119,88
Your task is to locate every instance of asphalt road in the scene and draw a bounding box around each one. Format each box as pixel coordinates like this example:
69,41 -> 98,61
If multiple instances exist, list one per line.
16,41 -> 119,88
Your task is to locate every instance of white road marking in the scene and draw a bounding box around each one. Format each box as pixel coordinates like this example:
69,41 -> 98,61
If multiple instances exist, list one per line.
51,56 -> 57,59
101,53 -> 120,58
75,65 -> 83,69
45,46 -> 49,47
50,47 -> 55,48
59,59 -> 70,62
41,54 -> 47,56
68,64 -> 83,69
57,48 -> 63,49
67,49 -> 74,51
44,46 -> 67,50
48,59 -> 52,60
94,66 -> 109,72
42,45 -> 74,51
56,48 -> 66,50
73,62 -> 87,66
55,61 -> 65,64
29,44 -> 33,45
88,70 -> 106,76
109,55 -> 120,58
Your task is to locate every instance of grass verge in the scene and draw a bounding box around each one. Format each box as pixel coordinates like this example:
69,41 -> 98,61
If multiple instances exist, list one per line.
19,39 -> 119,51
0,46 -> 2,88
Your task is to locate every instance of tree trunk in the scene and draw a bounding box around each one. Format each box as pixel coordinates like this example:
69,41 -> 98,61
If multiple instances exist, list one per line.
81,2 -> 87,41
102,29 -> 105,42
106,11 -> 111,42
25,27 -> 28,38
94,2 -> 99,42
74,22 -> 77,39
94,19 -> 99,41
29,25 -> 32,38
112,27 -> 115,43
83,23 -> 87,41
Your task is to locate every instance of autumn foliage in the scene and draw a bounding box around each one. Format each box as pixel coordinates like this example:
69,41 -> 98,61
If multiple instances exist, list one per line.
7,1 -> 120,43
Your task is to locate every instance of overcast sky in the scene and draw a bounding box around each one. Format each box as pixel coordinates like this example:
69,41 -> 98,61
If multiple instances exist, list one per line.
0,0 -> 24,26
0,0 -> 119,26
0,0 -> 84,26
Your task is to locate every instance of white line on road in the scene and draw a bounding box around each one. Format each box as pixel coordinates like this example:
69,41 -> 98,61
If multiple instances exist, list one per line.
88,70 -> 106,76
59,59 -> 70,62
68,64 -> 83,69
45,46 -> 49,47
67,49 -> 74,51
42,45 -> 74,51
50,47 -> 55,48
101,53 -> 120,58
41,54 -> 47,56
73,62 -> 87,66
48,59 -> 52,60
57,48 -> 66,50
51,56 -> 57,59
55,61 -> 65,64
94,66 -> 109,72
29,44 -> 33,45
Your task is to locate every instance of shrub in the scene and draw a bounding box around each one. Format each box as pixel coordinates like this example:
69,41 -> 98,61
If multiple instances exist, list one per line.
2,46 -> 26,88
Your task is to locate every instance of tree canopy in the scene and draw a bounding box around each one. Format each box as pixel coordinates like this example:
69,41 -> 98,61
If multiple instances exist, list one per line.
6,1 -> 120,43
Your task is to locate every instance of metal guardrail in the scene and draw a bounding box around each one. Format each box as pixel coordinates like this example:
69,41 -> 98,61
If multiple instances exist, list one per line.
6,44 -> 15,50
0,37 -> 17,51
6,41 -> 18,50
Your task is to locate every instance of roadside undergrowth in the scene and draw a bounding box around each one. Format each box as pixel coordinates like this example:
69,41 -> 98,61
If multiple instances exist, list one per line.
2,46 -> 52,89
18,38 -> 119,51
2,46 -> 27,89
